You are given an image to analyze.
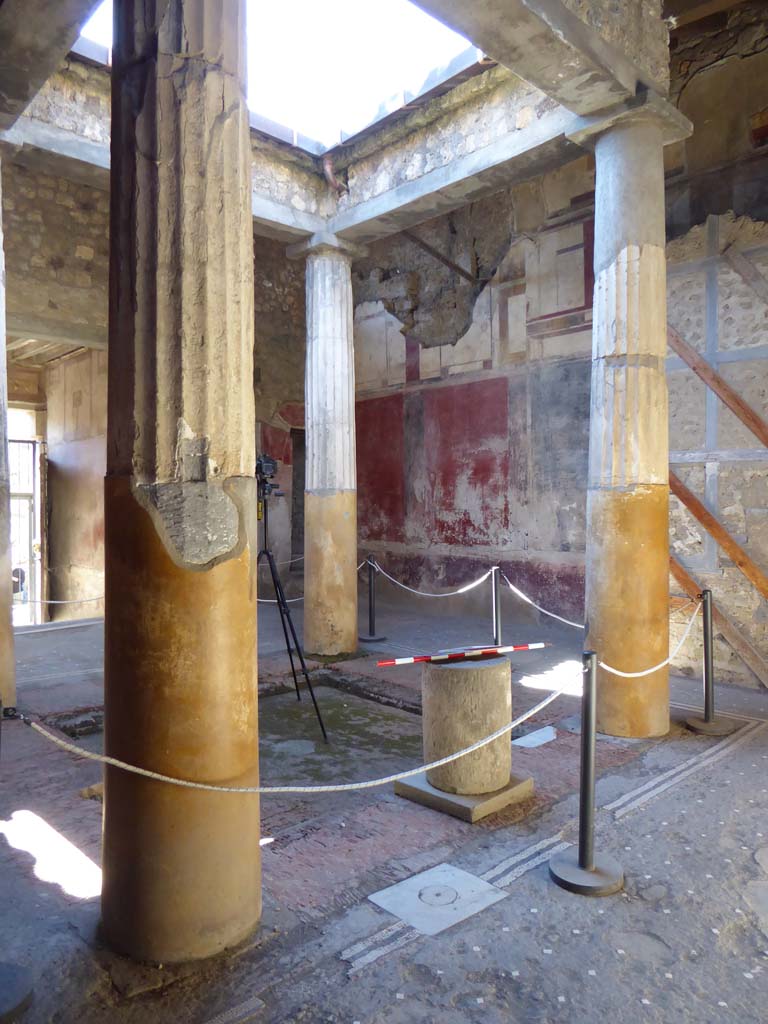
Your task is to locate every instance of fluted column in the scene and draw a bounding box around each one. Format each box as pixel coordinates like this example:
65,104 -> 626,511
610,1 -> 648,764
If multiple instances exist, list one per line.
102,0 -> 260,963
295,240 -> 360,655
585,118 -> 669,738
0,158 -> 15,713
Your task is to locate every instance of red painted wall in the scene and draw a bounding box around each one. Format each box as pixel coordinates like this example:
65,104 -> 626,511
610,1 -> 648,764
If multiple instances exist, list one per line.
356,394 -> 406,542
421,378 -> 510,546
355,377 -> 510,548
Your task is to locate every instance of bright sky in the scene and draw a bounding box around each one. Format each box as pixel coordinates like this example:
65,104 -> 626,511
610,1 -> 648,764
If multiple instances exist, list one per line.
80,1 -> 470,147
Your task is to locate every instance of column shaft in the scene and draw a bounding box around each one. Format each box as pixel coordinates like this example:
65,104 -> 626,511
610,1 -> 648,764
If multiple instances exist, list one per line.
0,159 -> 15,711
102,0 -> 260,963
303,247 -> 358,655
585,120 -> 670,738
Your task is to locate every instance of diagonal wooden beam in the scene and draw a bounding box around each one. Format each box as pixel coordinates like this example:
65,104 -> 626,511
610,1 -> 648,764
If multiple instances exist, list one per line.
665,0 -> 745,29
670,556 -> 768,688
724,249 -> 768,307
667,325 -> 768,448
670,471 -> 768,601
402,229 -> 479,285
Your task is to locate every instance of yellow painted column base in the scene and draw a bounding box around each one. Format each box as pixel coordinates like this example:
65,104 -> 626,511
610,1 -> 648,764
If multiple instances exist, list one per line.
304,489 -> 358,656
586,484 -> 670,738
101,477 -> 261,963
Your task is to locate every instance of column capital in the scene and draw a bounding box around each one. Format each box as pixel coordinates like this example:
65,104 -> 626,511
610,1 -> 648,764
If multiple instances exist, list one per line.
286,231 -> 368,262
566,89 -> 692,151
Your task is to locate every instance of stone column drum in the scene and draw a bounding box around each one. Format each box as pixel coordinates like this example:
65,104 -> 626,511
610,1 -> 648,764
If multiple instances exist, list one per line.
101,0 -> 261,963
302,243 -> 358,656
0,156 -> 16,713
424,657 -> 512,794
585,117 -> 670,740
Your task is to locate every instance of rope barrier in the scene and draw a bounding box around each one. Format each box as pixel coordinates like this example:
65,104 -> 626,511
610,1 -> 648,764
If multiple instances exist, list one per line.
23,685 -> 568,795
598,602 -> 701,678
256,561 -> 366,604
257,555 -> 304,569
500,571 -> 584,630
374,561 -> 492,599
15,560 -> 366,609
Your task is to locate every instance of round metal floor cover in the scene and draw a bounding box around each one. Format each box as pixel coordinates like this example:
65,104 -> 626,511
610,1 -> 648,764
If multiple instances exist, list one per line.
370,863 -> 507,935
418,884 -> 459,906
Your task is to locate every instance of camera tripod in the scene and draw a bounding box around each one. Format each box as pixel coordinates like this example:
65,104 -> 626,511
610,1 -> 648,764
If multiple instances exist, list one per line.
257,471 -> 328,744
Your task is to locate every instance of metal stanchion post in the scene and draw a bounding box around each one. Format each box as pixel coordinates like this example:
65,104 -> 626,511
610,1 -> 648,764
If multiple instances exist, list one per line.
685,590 -> 737,736
491,566 -> 501,647
359,555 -> 386,643
549,651 -> 623,896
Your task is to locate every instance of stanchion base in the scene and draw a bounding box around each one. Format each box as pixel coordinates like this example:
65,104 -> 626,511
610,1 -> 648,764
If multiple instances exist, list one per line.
0,962 -> 33,1022
359,634 -> 386,643
395,771 -> 534,823
549,847 -> 623,897
685,715 -> 738,737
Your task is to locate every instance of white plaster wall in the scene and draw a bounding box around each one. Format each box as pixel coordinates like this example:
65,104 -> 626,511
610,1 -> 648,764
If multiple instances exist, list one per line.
353,301 -> 406,390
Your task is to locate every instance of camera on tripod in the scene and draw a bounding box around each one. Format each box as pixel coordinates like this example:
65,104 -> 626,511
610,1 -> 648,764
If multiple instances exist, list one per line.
256,453 -> 283,498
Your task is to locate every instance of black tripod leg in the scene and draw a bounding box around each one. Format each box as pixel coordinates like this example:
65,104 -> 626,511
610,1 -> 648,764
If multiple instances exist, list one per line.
265,552 -> 329,744
276,583 -> 329,745
262,551 -> 302,701
278,602 -> 302,701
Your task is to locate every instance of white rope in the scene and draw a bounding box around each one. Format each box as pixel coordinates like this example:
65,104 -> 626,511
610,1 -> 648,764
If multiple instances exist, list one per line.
599,602 -> 701,678
501,572 -> 584,630
374,561 -> 492,599
20,595 -> 104,605
256,560 -> 366,604
258,555 -> 304,569
25,686 -> 568,795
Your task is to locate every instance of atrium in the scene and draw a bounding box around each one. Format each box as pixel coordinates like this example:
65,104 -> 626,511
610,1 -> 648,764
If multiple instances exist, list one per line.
0,2 -> 767,1022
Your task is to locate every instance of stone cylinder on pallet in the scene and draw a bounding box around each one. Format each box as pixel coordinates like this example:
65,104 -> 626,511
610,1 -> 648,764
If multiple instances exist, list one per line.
423,656 -> 512,795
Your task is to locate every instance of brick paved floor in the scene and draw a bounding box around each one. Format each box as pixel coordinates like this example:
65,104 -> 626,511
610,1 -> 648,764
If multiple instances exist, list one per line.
2,591 -> 767,1022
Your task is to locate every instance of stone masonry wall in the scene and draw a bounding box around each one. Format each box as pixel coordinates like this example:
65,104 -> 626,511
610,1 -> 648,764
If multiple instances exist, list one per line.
563,0 -> 669,92
666,2 -> 768,234
2,160 -> 109,336
23,57 -> 110,145
335,67 -> 551,213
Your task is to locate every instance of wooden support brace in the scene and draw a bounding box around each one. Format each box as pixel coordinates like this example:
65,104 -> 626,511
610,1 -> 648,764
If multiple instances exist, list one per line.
667,326 -> 768,448
402,229 -> 479,285
724,248 -> 768,307
670,556 -> 768,688
669,470 -> 768,601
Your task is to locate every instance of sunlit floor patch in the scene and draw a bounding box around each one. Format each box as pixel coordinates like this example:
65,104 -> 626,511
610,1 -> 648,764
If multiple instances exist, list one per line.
518,659 -> 584,697
0,809 -> 102,899
513,725 -> 557,748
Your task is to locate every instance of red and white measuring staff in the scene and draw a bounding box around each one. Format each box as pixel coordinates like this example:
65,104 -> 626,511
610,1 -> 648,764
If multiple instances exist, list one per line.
377,643 -> 549,668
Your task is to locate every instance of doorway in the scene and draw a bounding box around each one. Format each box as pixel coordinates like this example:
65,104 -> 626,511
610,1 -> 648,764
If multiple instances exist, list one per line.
8,416 -> 44,626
